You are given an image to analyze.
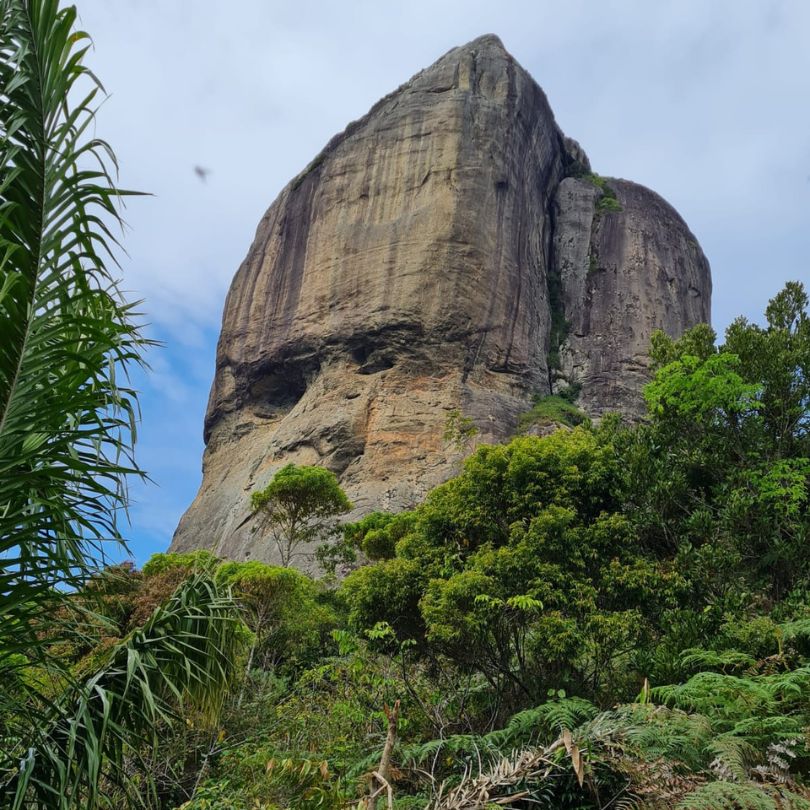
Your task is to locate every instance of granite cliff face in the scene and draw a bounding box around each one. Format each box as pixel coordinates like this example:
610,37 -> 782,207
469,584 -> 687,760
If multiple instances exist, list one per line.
171,35 -> 711,564
550,177 -> 710,416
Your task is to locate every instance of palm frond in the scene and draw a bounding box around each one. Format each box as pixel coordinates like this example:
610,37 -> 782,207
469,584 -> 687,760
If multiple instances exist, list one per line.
0,0 -> 153,784
0,0 -> 150,656
4,573 -> 242,809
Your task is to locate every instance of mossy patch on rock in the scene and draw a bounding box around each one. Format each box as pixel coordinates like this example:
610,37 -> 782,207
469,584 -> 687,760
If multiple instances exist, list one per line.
585,172 -> 623,214
518,394 -> 588,432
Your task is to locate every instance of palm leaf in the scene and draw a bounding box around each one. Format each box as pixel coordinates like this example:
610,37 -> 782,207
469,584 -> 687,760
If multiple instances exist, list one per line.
0,0 -> 149,696
0,0 -> 181,803
4,573 -> 242,808
0,0 -> 147,578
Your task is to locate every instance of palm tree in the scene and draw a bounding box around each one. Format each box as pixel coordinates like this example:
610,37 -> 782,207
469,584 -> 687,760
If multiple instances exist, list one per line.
0,1 -> 240,805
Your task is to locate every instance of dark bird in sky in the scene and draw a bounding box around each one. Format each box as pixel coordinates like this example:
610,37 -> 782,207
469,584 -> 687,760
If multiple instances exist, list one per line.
193,165 -> 211,182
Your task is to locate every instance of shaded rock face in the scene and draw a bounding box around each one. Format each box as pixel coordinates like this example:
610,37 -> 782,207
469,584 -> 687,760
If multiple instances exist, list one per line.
171,35 -> 711,564
550,177 -> 711,416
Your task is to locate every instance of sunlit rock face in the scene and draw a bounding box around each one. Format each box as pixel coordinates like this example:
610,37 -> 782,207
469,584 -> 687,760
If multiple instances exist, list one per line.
171,35 -> 711,565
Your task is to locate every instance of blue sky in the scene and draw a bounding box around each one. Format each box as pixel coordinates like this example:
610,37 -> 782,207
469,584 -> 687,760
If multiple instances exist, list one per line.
75,0 -> 810,566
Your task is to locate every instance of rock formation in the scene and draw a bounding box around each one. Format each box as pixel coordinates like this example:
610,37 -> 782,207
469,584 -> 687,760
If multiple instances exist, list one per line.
171,34 -> 711,564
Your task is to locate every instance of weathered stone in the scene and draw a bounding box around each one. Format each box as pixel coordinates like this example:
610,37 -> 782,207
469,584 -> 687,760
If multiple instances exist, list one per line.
171,35 -> 711,566
550,177 -> 711,416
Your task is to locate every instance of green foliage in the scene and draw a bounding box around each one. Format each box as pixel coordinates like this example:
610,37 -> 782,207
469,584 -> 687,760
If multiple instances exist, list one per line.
725,280 -> 810,459
142,551 -> 220,578
650,323 -> 718,368
584,172 -> 623,213
216,560 -> 337,671
401,696 -> 600,768
327,282 -> 810,807
518,394 -> 588,430
251,464 -> 352,567
342,556 -> 426,640
341,428 -> 673,708
443,409 -> 479,453
342,511 -> 416,562
644,352 -> 760,424
596,195 -> 623,213
290,151 -> 327,191
676,782 -> 798,810
557,382 -> 583,404
176,780 -> 269,810
0,3 -> 246,807
169,281 -> 810,810
0,0 -> 151,728
634,284 -> 810,596
4,574 -> 242,808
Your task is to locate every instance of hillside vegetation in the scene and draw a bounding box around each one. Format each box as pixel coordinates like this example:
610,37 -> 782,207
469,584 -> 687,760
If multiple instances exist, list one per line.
15,283 -> 808,809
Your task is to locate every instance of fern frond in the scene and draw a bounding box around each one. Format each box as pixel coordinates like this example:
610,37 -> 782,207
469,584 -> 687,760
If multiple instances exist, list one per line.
678,782 -> 810,810
573,703 -> 712,772
680,648 -> 757,674
707,734 -> 760,781
677,781 -> 776,810
780,619 -> 810,643
427,740 -> 568,810
483,697 -> 598,749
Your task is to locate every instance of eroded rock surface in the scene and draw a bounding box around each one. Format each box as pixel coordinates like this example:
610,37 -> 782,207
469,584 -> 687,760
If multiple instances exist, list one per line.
171,35 -> 711,564
551,177 -> 710,416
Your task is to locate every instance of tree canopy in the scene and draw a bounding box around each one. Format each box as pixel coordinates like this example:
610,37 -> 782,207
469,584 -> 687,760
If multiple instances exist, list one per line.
251,464 -> 352,568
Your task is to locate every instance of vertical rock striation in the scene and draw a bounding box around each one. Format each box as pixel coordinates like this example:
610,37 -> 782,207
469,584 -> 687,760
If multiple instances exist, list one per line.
171,35 -> 711,564
550,176 -> 710,416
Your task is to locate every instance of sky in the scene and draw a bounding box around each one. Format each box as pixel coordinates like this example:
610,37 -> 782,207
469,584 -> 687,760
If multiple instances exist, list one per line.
74,0 -> 810,565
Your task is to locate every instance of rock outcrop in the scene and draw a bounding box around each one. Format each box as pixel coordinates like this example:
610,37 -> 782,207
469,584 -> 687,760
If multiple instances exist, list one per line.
550,177 -> 710,416
171,34 -> 711,564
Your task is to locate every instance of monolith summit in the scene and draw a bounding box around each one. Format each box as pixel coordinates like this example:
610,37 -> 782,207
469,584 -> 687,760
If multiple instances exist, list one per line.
171,35 -> 711,563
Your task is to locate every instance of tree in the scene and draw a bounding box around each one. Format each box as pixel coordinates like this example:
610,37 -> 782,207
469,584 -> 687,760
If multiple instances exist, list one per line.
216,560 -> 336,674
725,280 -> 809,460
341,428 -> 666,711
638,283 -> 810,595
0,2 -> 240,804
251,464 -> 352,567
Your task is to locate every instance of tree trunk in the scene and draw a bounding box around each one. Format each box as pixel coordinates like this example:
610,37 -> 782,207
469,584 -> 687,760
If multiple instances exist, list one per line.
368,700 -> 400,810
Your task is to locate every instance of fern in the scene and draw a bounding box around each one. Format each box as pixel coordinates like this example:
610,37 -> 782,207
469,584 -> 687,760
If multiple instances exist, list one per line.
396,669 -> 810,808
483,697 -> 598,749
680,648 -> 757,674
572,703 -> 711,772
766,667 -> 810,700
707,734 -> 760,781
653,667 -> 810,728
399,698 -> 599,771
678,782 -> 810,810
780,619 -> 810,643
399,733 -> 497,768
654,671 -> 772,717
729,714 -> 806,744
755,738 -> 800,783
678,781 -> 777,810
